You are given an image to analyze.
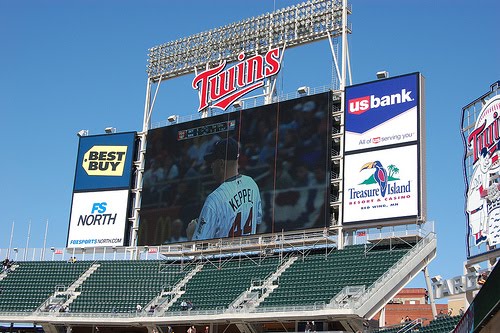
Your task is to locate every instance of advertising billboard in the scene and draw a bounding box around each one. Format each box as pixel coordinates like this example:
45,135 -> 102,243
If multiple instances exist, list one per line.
343,145 -> 419,223
73,132 -> 136,191
463,93 -> 500,255
345,73 -> 421,152
69,132 -> 136,248
343,73 -> 424,226
67,190 -> 129,248
138,92 -> 333,245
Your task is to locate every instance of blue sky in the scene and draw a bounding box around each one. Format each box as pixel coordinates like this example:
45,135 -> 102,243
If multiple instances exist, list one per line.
1,0 -> 499,288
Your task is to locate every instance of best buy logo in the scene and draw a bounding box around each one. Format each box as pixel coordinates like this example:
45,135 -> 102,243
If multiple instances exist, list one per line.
82,146 -> 127,176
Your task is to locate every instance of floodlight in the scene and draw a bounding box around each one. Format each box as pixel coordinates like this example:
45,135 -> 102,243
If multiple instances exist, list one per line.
431,275 -> 442,283
147,0 -> 347,81
77,130 -> 88,137
232,100 -> 243,109
468,264 -> 481,273
376,71 -> 389,79
167,115 -> 177,123
104,127 -> 116,134
297,86 -> 309,95
334,115 -> 341,122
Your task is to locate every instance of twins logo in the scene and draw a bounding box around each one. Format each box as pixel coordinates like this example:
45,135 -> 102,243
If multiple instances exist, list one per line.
192,47 -> 281,112
467,96 -> 500,164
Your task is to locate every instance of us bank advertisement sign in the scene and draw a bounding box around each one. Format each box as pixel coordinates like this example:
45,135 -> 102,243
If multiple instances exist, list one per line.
343,145 -> 419,223
73,132 -> 136,191
345,73 -> 421,152
67,190 -> 129,248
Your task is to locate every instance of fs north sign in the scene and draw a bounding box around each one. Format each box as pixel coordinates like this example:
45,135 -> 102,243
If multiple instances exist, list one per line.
73,132 -> 136,191
345,73 -> 422,152
67,190 -> 129,248
192,47 -> 281,112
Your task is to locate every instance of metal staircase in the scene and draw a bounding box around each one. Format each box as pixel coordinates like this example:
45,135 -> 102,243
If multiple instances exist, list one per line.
150,264 -> 204,314
328,233 -> 437,320
37,262 -> 101,312
228,256 -> 298,311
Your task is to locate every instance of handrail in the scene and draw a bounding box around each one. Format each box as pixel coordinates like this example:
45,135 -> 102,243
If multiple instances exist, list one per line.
351,233 -> 436,309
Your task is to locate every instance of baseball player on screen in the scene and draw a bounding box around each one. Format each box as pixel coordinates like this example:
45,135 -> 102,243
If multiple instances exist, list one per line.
187,137 -> 262,241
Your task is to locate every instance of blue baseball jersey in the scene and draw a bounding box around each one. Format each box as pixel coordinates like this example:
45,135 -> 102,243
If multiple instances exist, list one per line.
192,174 -> 262,240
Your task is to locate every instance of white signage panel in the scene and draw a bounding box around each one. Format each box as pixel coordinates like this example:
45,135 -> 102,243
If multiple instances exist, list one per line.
343,145 -> 419,223
67,190 -> 129,248
344,73 -> 420,152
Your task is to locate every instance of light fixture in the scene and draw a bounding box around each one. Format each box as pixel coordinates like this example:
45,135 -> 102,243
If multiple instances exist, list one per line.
167,115 -> 177,123
77,130 -> 88,137
104,127 -> 116,134
468,264 -> 481,273
431,275 -> 442,283
232,100 -> 243,109
146,0 -> 345,81
334,115 -> 341,122
297,86 -> 309,95
376,71 -> 389,79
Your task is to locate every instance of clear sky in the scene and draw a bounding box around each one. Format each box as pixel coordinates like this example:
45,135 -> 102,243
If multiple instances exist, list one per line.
1,0 -> 499,289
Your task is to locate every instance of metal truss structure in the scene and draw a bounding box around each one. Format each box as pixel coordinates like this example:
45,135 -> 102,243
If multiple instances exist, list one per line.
146,0 -> 348,82
130,0 -> 352,249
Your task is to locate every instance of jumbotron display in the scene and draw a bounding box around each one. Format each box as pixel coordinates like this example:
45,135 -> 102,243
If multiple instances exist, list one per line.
138,92 -> 333,245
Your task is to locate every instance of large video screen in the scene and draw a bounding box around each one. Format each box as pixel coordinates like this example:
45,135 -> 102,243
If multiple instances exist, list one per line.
138,92 -> 332,245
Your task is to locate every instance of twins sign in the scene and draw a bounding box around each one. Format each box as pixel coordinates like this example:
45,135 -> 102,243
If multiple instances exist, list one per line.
465,95 -> 500,248
345,73 -> 422,152
192,47 -> 281,112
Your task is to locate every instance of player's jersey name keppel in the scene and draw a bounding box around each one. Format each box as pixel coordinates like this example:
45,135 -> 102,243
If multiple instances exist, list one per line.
228,188 -> 255,212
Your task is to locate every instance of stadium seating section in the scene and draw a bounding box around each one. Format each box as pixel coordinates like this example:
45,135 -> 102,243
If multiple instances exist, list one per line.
260,244 -> 408,307
0,243 -> 413,314
418,315 -> 461,333
0,261 -> 91,312
70,260 -> 187,313
375,315 -> 461,333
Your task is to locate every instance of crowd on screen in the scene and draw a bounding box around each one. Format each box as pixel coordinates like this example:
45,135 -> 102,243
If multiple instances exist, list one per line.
139,96 -> 331,245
